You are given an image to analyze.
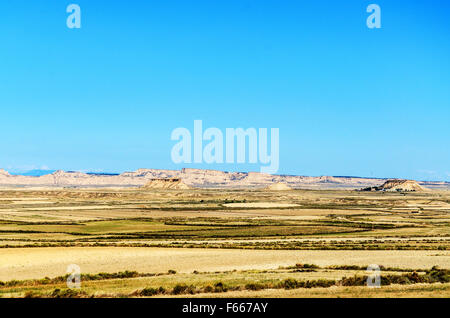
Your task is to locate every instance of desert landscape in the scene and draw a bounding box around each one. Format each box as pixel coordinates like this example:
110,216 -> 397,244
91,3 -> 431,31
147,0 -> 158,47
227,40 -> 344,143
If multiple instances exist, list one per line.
0,169 -> 448,298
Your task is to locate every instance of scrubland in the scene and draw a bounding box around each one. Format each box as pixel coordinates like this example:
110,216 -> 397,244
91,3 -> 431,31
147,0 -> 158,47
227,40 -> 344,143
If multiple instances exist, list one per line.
0,188 -> 448,297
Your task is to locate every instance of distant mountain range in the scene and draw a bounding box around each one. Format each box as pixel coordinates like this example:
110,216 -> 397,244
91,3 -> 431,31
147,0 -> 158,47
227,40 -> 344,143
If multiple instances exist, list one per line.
9,170 -> 120,177
0,168 -> 449,190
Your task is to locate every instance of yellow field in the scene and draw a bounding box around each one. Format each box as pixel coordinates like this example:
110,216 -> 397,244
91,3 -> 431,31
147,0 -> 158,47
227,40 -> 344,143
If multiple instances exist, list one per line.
2,247 -> 448,281
0,188 -> 448,298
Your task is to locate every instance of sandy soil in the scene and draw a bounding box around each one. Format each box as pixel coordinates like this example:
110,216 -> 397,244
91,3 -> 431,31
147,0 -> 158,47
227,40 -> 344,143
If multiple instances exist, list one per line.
1,247 -> 448,281
222,203 -> 299,208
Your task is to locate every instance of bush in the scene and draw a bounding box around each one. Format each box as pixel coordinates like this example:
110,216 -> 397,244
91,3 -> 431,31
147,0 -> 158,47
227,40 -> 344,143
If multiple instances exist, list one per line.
280,278 -> 300,289
339,269 -> 450,287
24,291 -> 41,298
50,288 -> 87,298
327,265 -> 363,270
203,285 -> 214,293
426,268 -> 449,283
213,282 -> 228,293
387,276 -> 410,285
139,288 -> 159,296
172,284 -> 196,295
296,263 -> 319,269
340,276 -> 367,286
137,286 -> 166,296
245,283 -> 266,291
311,279 -> 335,288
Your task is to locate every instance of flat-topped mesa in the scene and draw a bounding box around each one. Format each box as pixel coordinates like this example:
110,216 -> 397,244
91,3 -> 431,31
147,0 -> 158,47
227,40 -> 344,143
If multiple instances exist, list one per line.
181,168 -> 247,178
141,178 -> 191,190
52,170 -> 88,177
0,169 -> 11,176
361,179 -> 427,192
0,168 -> 446,190
120,169 -> 179,178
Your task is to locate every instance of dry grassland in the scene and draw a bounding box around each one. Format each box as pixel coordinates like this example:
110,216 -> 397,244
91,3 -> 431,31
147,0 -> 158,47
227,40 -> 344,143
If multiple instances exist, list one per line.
0,187 -> 448,297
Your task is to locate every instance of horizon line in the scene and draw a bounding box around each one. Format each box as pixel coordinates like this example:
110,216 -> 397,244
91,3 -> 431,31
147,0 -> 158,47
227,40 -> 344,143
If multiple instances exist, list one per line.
2,168 -> 449,183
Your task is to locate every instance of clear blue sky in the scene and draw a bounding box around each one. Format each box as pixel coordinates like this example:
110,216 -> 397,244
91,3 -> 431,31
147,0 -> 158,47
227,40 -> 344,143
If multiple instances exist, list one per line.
0,0 -> 449,180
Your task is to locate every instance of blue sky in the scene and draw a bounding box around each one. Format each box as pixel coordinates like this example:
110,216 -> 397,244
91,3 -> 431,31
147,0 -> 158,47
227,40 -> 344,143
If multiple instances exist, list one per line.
0,0 -> 449,180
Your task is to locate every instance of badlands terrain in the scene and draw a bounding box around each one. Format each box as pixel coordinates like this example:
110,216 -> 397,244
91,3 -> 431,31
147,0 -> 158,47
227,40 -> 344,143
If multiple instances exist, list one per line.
0,169 -> 448,298
1,168 -> 449,190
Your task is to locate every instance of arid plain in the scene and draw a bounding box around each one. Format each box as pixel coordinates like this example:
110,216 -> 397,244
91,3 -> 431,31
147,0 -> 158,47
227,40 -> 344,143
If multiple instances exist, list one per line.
0,180 -> 449,298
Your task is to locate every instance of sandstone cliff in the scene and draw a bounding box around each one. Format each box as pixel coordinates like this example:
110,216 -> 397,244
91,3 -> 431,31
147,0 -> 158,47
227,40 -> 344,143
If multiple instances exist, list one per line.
0,168 -> 447,190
